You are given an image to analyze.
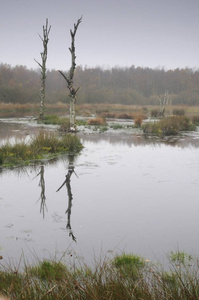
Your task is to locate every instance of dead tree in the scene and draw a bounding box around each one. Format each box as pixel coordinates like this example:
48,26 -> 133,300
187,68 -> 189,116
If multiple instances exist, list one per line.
59,16 -> 82,132
159,90 -> 169,117
35,18 -> 51,121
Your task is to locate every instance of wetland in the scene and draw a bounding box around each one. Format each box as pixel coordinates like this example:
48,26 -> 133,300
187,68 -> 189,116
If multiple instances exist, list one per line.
0,118 -> 199,267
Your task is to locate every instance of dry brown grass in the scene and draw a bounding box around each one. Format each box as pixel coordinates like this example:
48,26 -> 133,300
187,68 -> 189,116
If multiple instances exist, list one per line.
134,114 -> 144,126
0,102 -> 69,118
1,102 -> 199,119
87,117 -> 107,125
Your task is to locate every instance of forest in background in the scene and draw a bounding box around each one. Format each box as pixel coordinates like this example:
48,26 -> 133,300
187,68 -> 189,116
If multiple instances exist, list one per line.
0,63 -> 199,106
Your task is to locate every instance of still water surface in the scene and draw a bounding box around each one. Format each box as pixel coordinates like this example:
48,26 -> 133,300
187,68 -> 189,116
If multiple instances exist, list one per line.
0,120 -> 199,266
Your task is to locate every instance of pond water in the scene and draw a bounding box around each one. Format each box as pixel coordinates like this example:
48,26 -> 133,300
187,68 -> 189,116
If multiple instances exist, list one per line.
0,119 -> 199,267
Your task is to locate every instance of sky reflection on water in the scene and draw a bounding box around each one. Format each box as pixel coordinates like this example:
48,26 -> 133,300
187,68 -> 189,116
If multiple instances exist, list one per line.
0,121 -> 199,267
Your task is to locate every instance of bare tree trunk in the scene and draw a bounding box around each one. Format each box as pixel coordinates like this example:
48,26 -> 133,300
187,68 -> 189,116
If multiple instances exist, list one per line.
35,19 -> 51,121
59,16 -> 82,132
159,90 -> 169,117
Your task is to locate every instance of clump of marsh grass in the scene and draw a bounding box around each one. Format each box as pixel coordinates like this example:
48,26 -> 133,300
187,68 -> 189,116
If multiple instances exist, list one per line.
87,117 -> 107,126
117,113 -> 134,119
1,251 -> 198,300
30,132 -> 58,153
112,253 -> 146,280
28,260 -> 68,281
134,114 -> 144,127
0,131 -> 83,168
142,115 -> 195,135
0,141 -> 31,165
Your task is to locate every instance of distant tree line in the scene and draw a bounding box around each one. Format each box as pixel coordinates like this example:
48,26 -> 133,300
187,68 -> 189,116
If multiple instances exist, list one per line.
0,63 -> 199,106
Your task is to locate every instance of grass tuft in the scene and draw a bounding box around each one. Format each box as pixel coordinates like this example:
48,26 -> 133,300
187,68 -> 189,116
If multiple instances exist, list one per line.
87,117 -> 107,126
28,260 -> 67,281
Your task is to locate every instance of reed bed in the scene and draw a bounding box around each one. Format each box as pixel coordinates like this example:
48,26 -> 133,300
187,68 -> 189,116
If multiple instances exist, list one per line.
0,251 -> 198,299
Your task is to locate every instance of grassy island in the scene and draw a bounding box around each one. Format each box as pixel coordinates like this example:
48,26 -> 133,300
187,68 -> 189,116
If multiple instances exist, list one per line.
0,131 -> 83,168
142,115 -> 196,135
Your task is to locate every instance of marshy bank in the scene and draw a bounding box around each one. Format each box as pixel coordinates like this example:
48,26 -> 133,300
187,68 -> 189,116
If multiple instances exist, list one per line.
0,251 -> 199,299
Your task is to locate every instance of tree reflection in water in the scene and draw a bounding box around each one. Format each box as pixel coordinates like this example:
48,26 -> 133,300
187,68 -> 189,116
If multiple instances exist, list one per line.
56,155 -> 77,242
35,165 -> 47,218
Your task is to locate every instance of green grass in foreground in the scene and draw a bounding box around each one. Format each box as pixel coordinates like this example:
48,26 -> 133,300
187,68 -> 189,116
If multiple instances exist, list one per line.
0,131 -> 83,168
0,251 -> 198,299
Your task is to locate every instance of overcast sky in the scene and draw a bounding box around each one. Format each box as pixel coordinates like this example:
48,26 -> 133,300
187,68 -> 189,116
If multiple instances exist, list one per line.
0,0 -> 199,71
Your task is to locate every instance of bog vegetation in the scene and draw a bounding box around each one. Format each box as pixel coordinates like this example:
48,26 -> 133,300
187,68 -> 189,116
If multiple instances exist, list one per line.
142,115 -> 196,135
0,251 -> 198,299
